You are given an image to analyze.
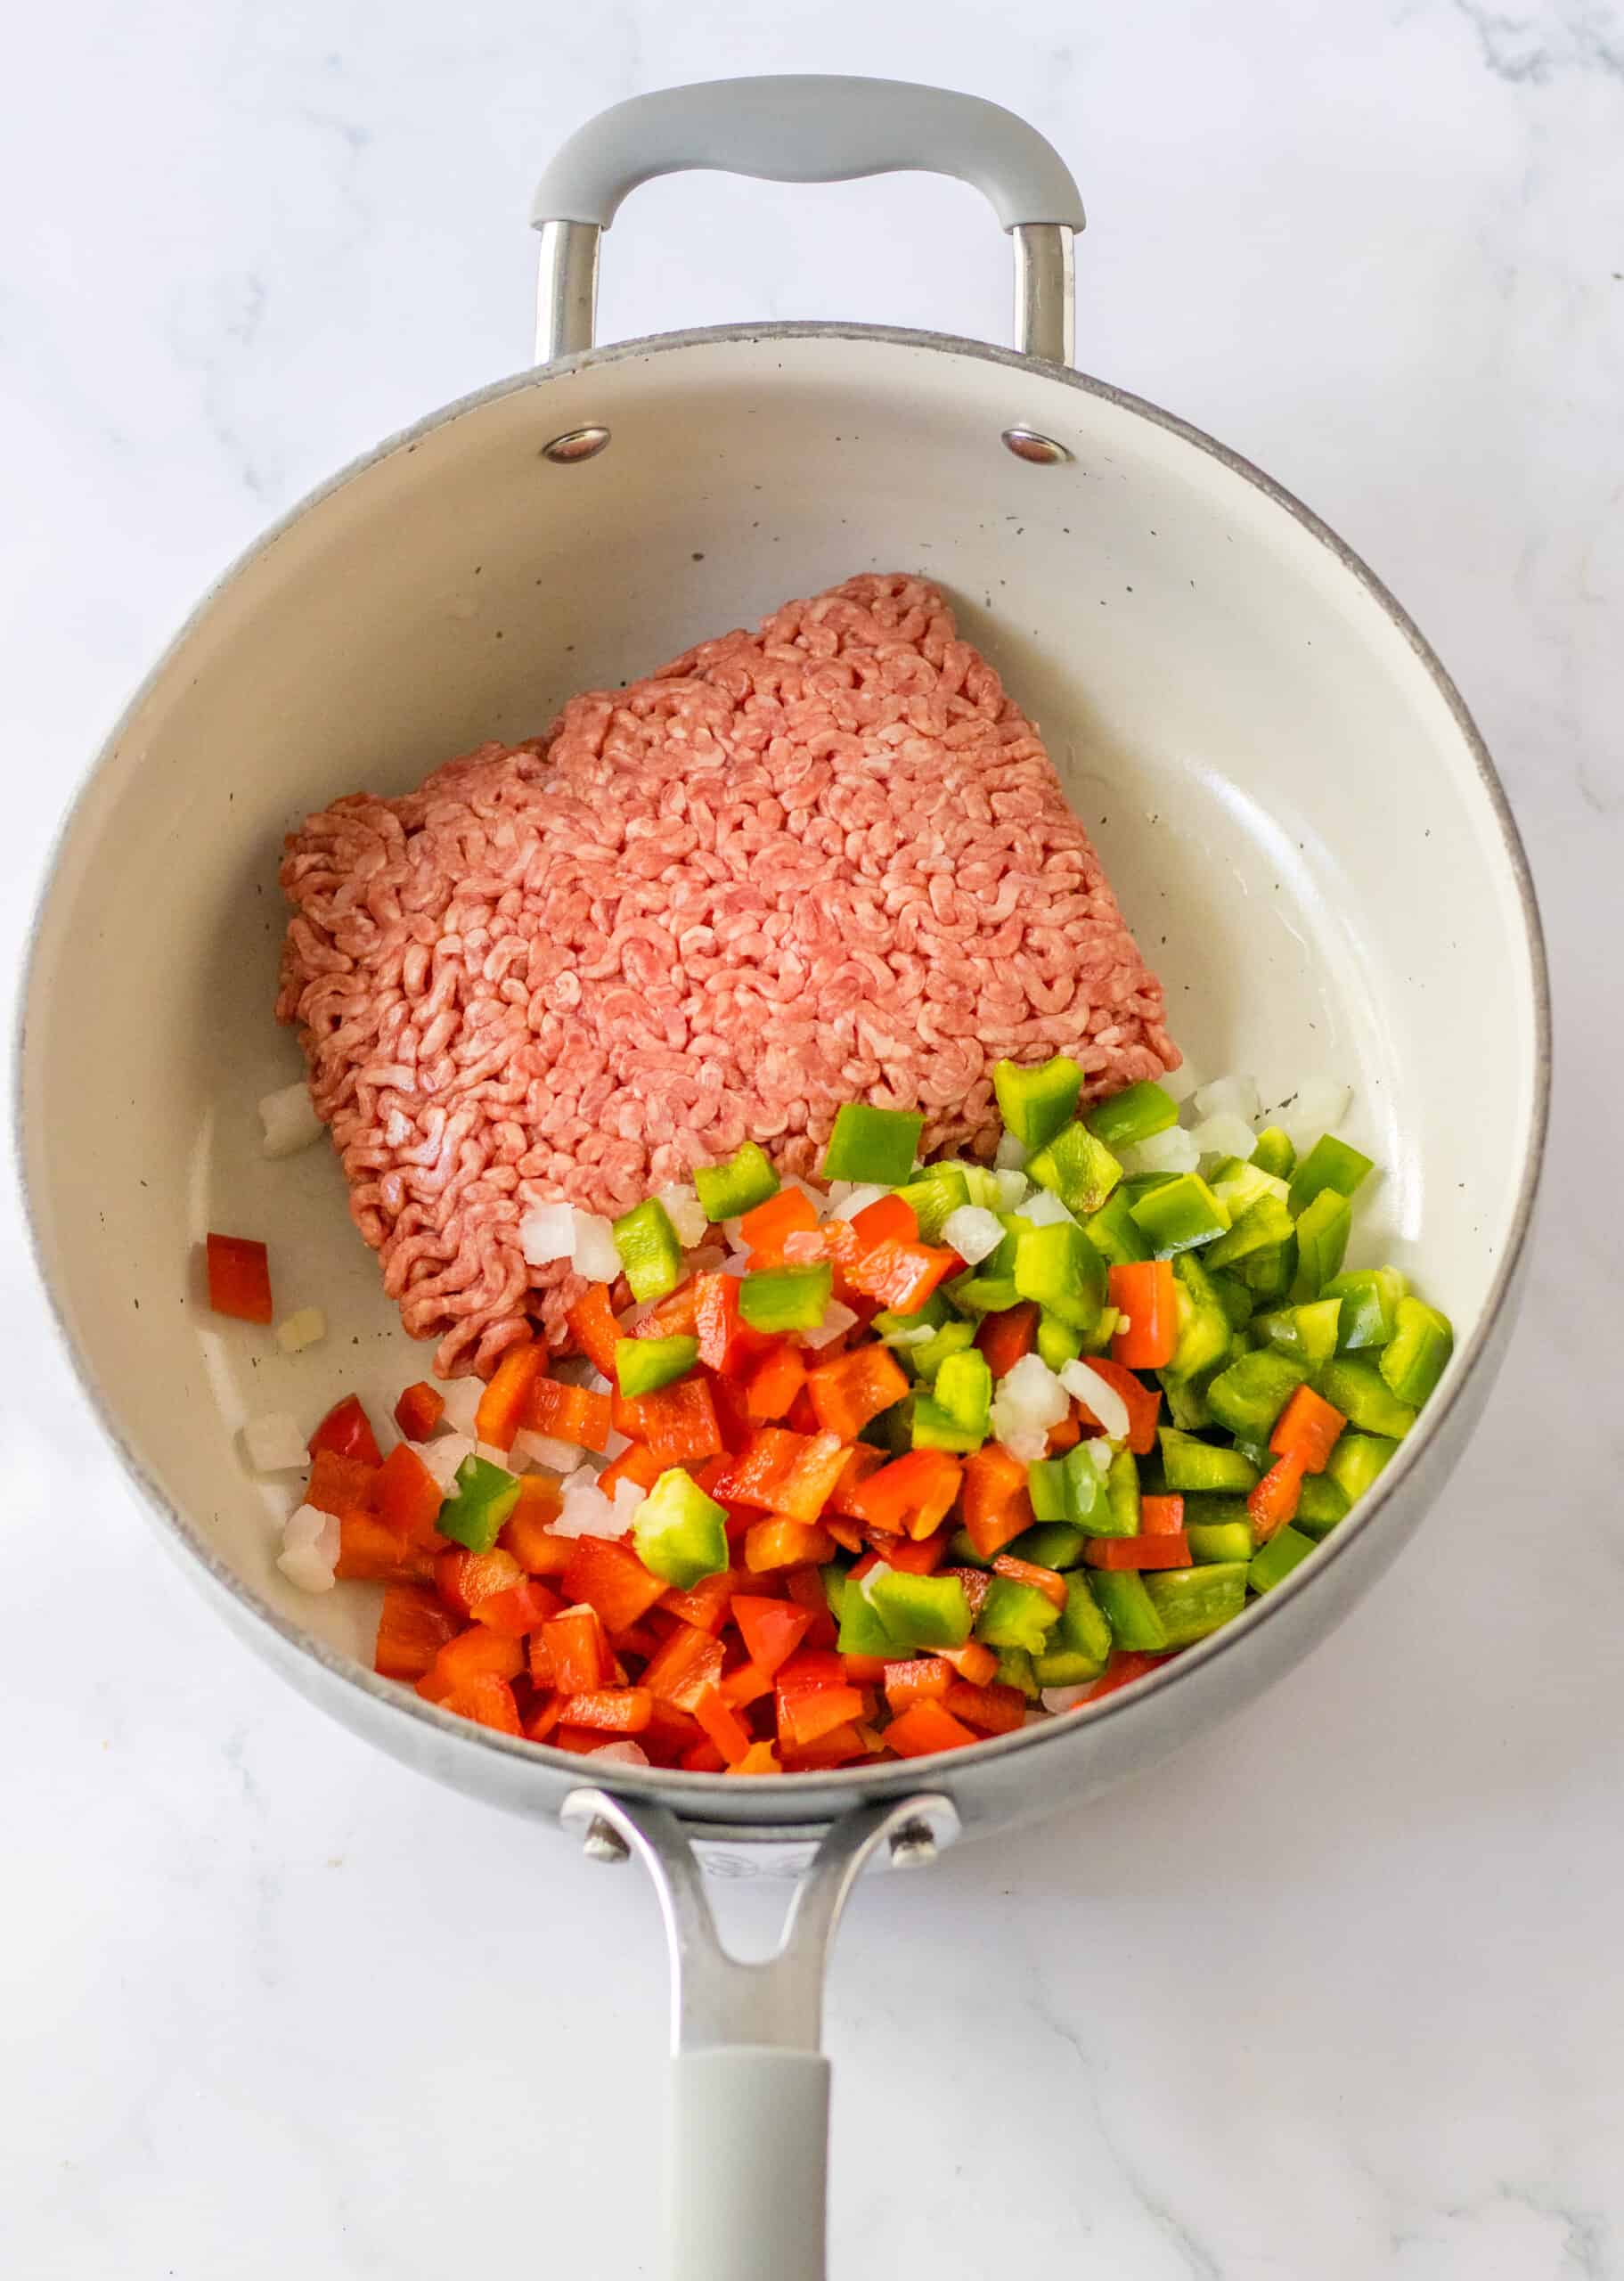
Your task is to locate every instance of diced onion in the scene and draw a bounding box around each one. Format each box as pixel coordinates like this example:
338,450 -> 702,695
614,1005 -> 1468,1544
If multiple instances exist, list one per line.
419,1433 -> 477,1492
992,1167 -> 1030,1213
510,1427 -> 582,1473
274,1307 -> 326,1354
474,1440 -> 510,1469
831,1183 -> 891,1222
802,1300 -> 859,1350
1085,1440 -> 1114,1476
587,1741 -> 650,1765
877,1322 -> 939,1350
989,1353 -> 1069,1462
995,1132 -> 1028,1171
1060,1360 -> 1130,1444
1280,1078 -> 1353,1140
258,1081 -> 323,1159
276,1502 -> 339,1593
1190,1112 -> 1258,1164
942,1206 -> 1004,1264
242,1412 -> 308,1473
1120,1125 -> 1201,1176
552,1466 -> 625,1540
1022,1188 -> 1074,1228
657,1183 -> 709,1247
610,1480 -> 646,1532
1192,1072 -> 1261,1125
437,1378 -> 483,1436
571,1212 -> 622,1283
518,1202 -> 575,1265
1041,1684 -> 1092,1713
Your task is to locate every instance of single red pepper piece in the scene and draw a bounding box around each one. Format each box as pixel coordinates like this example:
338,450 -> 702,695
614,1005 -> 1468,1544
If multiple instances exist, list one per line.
779,1721 -> 869,1770
777,1676 -> 866,1750
848,1448 -> 963,1536
526,1377 -> 613,1453
743,1342 -> 810,1421
992,1552 -> 1069,1609
744,1518 -> 838,1573
731,1595 -> 812,1677
731,1739 -> 782,1776
499,1481 -> 572,1574
939,1638 -> 999,1684
660,1567 -> 739,1636
1048,1413 -> 1083,1452
435,1546 -> 526,1617
475,1338 -> 549,1452
613,1377 -> 723,1465
718,1661 -> 776,1711
418,1625 -> 525,1701
1084,1533 -> 1194,1570
562,1535 -> 670,1635
877,1531 -> 951,1576
470,1577 -> 566,1637
1269,1386 -> 1347,1474
641,1623 -> 727,1712
639,1279 -> 702,1339
1139,1492 -> 1187,1536
541,1605 -> 615,1694
562,1687 -> 653,1734
372,1442 -> 445,1549
1108,1260 -> 1179,1371
845,1239 -> 963,1314
596,1442 -> 665,1500
305,1447 -> 379,1518
308,1394 -> 383,1468
848,1192 -> 918,1249
804,1345 -> 910,1440
942,1679 -> 1027,1735
883,1656 -> 955,1712
692,1272 -> 745,1373
711,1427 -> 803,1508
444,1674 -> 524,1736
566,1284 -> 623,1378
1069,1357 -> 1162,1456
883,1699 -> 980,1759
975,1302 -> 1041,1380
784,1386 -> 822,1437
782,1563 -> 839,1650
739,1187 -> 819,1263
1248,1450 -> 1307,1541
336,1510 -> 432,1583
1081,1649 -> 1172,1703
772,1430 -> 851,1524
959,1444 -> 1035,1559
680,1737 -> 730,1773
374,1583 -> 459,1682
692,1685 -> 754,1766
205,1232 -> 273,1324
393,1380 -> 445,1442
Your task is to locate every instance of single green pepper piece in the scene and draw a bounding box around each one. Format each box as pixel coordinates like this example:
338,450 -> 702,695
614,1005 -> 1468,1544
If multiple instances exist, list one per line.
1253,1297 -> 1343,1368
1044,1574 -> 1114,1673
836,1583 -> 900,1659
437,1452 -> 521,1554
820,1101 -> 924,1185
931,1161 -> 1004,1210
1013,1220 -> 1106,1333
1026,1458 -> 1070,1525
611,1197 -> 685,1303
632,1468 -> 729,1590
1037,1313 -> 1086,1373
1080,1187 -> 1153,1267
911,1393 -> 985,1453
1321,1266 -> 1408,1350
1008,1521 -> 1089,1570
1159,1369 -> 1216,1431
1240,1239 -> 1297,1304
1121,1171 -> 1177,1202
1210,1271 -> 1256,1329
739,1262 -> 833,1333
1180,1492 -> 1253,1529
895,1166 -> 971,1241
865,1396 -> 915,1454
908,1319 -> 978,1383
1204,1192 -> 1294,1271
1249,1126 -> 1297,1181
1130,1173 -> 1231,1257
1085,1079 -> 1179,1151
993,1053 -> 1084,1151
1061,1444 -> 1114,1531
692,1140 -> 779,1222
1187,1518 -> 1254,1565
1167,1252 -> 1233,1378
1031,1650 -> 1099,1687
873,1291 -> 950,1341
934,1348 -> 992,1437
820,1563 -> 850,1619
1025,1120 -> 1123,1218
1158,1427 -> 1261,1493
1289,1189 -> 1352,1301
1315,1356 -> 1417,1440
1144,1560 -> 1249,1646
1326,1431 -> 1400,1505
866,1568 -> 973,1652
1379,1297 -> 1454,1407
1086,1447 -> 1139,1540
1247,1526 -> 1316,1594
1088,1569 -> 1171,1652
1294,1474 -> 1351,1540
1210,1159 -> 1292,1217
615,1333 -> 699,1398
995,1646 -> 1041,1698
975,1575 -> 1062,1655
1287,1132 -> 1375,1220
1205,1348 -> 1311,1439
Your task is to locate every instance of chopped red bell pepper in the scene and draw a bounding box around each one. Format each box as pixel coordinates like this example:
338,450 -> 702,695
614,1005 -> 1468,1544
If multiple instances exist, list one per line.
393,1380 -> 445,1442
206,1232 -> 273,1324
374,1582 -> 459,1682
943,1679 -> 1027,1735
744,1518 -> 837,1573
336,1510 -> 431,1583
828,1443 -> 890,1517
475,1339 -> 549,1451
681,1737 -> 730,1773
659,1566 -> 739,1636
444,1674 -> 524,1736
1048,1413 -> 1083,1452
940,1639 -> 999,1684
372,1442 -> 445,1549
1140,1493 -> 1187,1536
739,1187 -> 819,1263
641,1623 -> 726,1711
595,1442 -> 665,1500
848,1448 -> 963,1536
784,1385 -> 821,1435
525,1376 -> 613,1452
718,1661 -> 776,1711
308,1394 -> 383,1468
777,1674 -> 866,1749
779,1721 -> 869,1770
541,1605 -> 615,1694
693,1272 -> 748,1373
566,1284 -> 624,1378
849,1192 -> 918,1248
1069,1357 -> 1162,1456
804,1344 -> 910,1440
883,1699 -> 980,1758
1268,1385 -> 1346,1474
693,1686 -> 754,1766
975,1302 -> 1041,1380
732,1740 -> 782,1776
772,1430 -> 850,1523
638,1279 -> 701,1340
1081,1649 -> 1172,1702
435,1546 -> 526,1617
613,1377 -> 723,1465
877,1531 -> 950,1576
1248,1450 -> 1307,1541
731,1595 -> 812,1677
744,1342 -> 809,1421
1084,1533 -> 1194,1570
845,1239 -> 962,1313
883,1656 -> 954,1712
992,1552 -> 1068,1609
563,1535 -> 670,1634
470,1577 -> 565,1637
305,1447 -> 379,1518
563,1687 -> 653,1733
498,1482 -> 571,1574
711,1427 -> 801,1508
418,1625 -> 525,1700
1108,1259 -> 1179,1370
782,1564 -> 839,1649
959,1443 -> 1034,1559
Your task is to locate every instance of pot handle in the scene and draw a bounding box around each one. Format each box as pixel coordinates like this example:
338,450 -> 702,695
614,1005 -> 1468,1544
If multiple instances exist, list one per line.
531,75 -> 1081,366
562,1786 -> 959,2281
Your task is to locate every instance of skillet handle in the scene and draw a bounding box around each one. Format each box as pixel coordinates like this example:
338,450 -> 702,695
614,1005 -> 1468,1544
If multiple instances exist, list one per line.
531,75 -> 1081,365
561,1786 -> 958,2281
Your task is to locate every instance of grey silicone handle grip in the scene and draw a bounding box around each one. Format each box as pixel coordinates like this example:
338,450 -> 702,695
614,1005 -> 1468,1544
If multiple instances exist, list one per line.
668,2048 -> 831,2281
532,74 -> 1085,233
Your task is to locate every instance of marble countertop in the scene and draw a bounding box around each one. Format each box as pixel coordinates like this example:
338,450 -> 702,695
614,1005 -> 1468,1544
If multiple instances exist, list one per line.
4,4 -> 1620,2275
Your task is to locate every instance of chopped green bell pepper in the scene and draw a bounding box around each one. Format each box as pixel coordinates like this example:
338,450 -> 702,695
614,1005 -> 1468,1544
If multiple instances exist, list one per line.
1085,1079 -> 1179,1151
993,1053 -> 1084,1151
1249,1126 -> 1297,1180
1287,1132 -> 1375,1220
1321,1266 -> 1408,1350
1239,1239 -> 1297,1304
739,1262 -> 833,1332
820,1102 -> 924,1186
1036,1574 -> 1114,1677
1289,1188 -> 1352,1301
945,1219 -> 1028,1316
632,1468 -> 729,1590
995,1646 -> 1041,1698
907,1318 -> 978,1383
1026,1457 -> 1070,1525
692,1140 -> 779,1222
1025,1121 -> 1123,1219
1008,1521 -> 1089,1570
1167,1252 -> 1232,1378
947,1527 -> 991,1569
1144,1560 -> 1249,1645
1090,1447 -> 1140,1540
1037,1313 -> 1086,1373
1180,1492 -> 1253,1529
866,1567 -> 972,1651
1253,1297 -> 1343,1368
437,1452 -> 521,1554
1294,1474 -> 1351,1540
1379,1297 -> 1454,1407
1325,1431 -> 1400,1504
934,1347 -> 992,1438
1158,1427 -> 1261,1493
1080,1187 -> 1153,1267
1159,1369 -> 1216,1431
1315,1355 -> 1416,1439
975,1575 -> 1062,1655
865,1396 -> 915,1454
1205,1192 -> 1294,1271
1210,1271 -> 1256,1329
1205,1348 -> 1310,1438
1187,1518 -> 1254,1565
895,1165 -> 971,1241
1013,1220 -> 1106,1332
874,1292 -> 950,1340
1210,1159 -> 1292,1217
612,1198 -> 685,1303
911,1392 -> 985,1452
1130,1172 -> 1230,1255
836,1582 -> 899,1659
615,1334 -> 699,1398
1088,1569 -> 1171,1652
1247,1526 -> 1316,1593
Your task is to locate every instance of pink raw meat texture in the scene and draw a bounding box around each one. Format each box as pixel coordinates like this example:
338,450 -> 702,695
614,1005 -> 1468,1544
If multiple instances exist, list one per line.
277,573 -> 1178,1375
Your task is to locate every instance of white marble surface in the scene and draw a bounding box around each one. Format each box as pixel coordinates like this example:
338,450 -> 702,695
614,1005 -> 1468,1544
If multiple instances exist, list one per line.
4,4 -> 1620,2275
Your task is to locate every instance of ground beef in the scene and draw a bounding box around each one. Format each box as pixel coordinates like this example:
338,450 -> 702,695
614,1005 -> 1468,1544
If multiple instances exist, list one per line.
277,573 -> 1178,1376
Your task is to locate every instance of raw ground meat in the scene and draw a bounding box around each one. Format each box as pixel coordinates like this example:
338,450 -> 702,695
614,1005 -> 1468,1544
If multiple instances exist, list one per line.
277,572 -> 1178,1376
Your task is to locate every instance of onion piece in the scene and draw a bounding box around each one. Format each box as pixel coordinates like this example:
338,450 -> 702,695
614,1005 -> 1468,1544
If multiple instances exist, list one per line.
877,1322 -> 940,1351
276,1502 -> 339,1593
518,1201 -> 575,1266
831,1183 -> 890,1222
258,1081 -> 323,1159
992,1167 -> 1030,1213
1193,1072 -> 1261,1125
551,1466 -> 625,1540
242,1412 -> 308,1473
989,1353 -> 1069,1462
995,1132 -> 1028,1171
587,1741 -> 650,1765
1190,1112 -> 1258,1164
657,1183 -> 709,1247
510,1427 -> 579,1473
1041,1684 -> 1092,1713
1060,1360 -> 1130,1444
1119,1125 -> 1201,1176
274,1307 -> 326,1355
418,1433 -> 477,1492
571,1212 -> 622,1283
942,1206 -> 1004,1265
437,1378 -> 483,1436
1022,1188 -> 1074,1228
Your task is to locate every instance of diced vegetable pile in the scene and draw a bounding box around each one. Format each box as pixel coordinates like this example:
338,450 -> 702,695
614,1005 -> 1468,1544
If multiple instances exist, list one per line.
218,1058 -> 1455,1773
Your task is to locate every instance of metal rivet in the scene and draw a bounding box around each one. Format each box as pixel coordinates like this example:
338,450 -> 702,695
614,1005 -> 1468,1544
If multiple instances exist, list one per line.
582,1814 -> 630,1865
542,424 -> 611,465
1001,426 -> 1073,466
889,1819 -> 937,1869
